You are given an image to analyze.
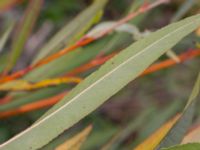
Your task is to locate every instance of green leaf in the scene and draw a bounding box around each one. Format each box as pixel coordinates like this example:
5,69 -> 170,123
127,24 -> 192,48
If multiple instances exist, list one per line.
162,143 -> 200,150
1,14 -> 200,150
0,53 -> 8,73
157,72 -> 200,149
5,0 -> 43,72
171,0 -> 197,22
33,0 -> 108,63
0,22 -> 14,53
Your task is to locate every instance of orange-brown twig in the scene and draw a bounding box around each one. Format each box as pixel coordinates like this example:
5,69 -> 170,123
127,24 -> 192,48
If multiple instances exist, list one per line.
67,53 -> 116,76
0,0 -> 168,83
0,49 -> 199,119
0,92 -> 66,119
67,49 -> 200,77
141,49 -> 200,76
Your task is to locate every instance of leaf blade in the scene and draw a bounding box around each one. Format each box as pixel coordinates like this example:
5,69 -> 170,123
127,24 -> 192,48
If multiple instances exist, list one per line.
157,72 -> 200,148
5,0 -> 43,72
1,14 -> 200,150
162,143 -> 200,150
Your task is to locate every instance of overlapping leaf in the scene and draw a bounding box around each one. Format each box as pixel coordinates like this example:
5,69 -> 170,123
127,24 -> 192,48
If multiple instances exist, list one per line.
1,14 -> 200,150
157,72 -> 200,149
55,125 -> 92,150
162,143 -> 200,150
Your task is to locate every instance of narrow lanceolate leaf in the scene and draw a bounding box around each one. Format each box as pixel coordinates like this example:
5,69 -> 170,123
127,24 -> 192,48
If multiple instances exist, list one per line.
134,72 -> 200,150
0,22 -> 14,53
33,0 -> 108,63
0,77 -> 82,91
182,124 -> 200,144
157,72 -> 200,149
171,0 -> 197,22
161,143 -> 200,150
5,0 -> 43,72
1,14 -> 200,150
55,125 -> 92,150
134,115 -> 181,150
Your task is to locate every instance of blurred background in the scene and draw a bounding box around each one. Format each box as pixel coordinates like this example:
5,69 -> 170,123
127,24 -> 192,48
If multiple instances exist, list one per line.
0,0 -> 200,149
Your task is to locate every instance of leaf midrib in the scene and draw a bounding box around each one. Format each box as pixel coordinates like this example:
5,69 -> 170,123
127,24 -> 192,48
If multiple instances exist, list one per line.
0,18 -> 197,147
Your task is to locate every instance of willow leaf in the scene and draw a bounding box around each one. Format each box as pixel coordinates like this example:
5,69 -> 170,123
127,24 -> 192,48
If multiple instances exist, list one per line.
1,14 -> 200,150
162,143 -> 200,150
5,0 -> 43,72
157,72 -> 200,149
0,22 -> 14,53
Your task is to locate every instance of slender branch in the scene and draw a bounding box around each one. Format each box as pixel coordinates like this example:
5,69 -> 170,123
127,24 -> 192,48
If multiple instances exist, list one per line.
0,92 -> 66,119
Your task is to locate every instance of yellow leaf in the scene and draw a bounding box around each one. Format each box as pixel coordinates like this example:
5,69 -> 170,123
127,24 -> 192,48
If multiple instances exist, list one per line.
55,125 -> 92,150
134,114 -> 180,150
0,77 -> 82,91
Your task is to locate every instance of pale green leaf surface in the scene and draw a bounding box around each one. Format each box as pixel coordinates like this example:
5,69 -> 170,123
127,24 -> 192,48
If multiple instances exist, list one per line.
1,14 -> 200,150
162,143 -> 200,150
